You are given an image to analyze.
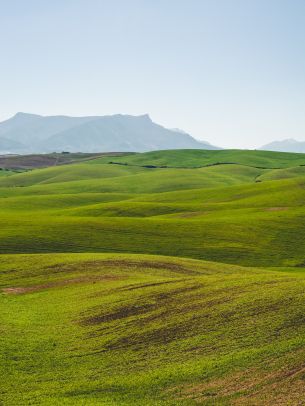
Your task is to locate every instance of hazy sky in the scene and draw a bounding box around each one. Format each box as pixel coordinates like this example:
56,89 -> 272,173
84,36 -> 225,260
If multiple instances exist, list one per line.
1,0 -> 304,148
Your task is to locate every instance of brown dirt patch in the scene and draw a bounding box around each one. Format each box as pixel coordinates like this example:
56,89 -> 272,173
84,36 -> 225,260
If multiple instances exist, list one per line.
176,211 -> 208,218
174,355 -> 305,405
93,259 -> 202,276
84,302 -> 156,325
2,274 -> 122,295
119,279 -> 184,291
45,259 -> 199,275
265,207 -> 288,212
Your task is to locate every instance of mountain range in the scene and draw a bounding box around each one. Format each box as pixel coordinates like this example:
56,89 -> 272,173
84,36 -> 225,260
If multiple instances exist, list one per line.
259,139 -> 305,153
0,113 -> 218,154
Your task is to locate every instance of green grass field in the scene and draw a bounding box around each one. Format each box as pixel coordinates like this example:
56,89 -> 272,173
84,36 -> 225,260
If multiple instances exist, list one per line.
2,149 -> 305,404
103,148 -> 305,169
0,168 -> 16,177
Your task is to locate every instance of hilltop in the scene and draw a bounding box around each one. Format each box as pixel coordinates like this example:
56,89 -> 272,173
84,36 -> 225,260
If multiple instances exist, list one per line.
103,148 -> 305,168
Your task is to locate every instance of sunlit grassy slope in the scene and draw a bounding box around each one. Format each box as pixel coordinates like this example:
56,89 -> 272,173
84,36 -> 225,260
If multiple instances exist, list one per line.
2,253 -> 305,405
104,148 -> 305,168
0,150 -> 305,266
2,149 -> 305,405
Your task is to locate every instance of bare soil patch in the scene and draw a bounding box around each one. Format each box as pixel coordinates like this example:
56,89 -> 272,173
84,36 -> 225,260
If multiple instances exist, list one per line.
265,207 -> 288,212
2,274 -> 122,295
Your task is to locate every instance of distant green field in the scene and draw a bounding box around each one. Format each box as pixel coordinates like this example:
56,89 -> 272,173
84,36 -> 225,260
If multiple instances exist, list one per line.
2,149 -> 305,404
0,150 -> 305,266
103,148 -> 305,168
0,168 -> 16,177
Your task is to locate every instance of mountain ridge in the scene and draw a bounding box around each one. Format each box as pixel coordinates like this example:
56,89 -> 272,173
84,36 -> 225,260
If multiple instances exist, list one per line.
0,113 -> 219,153
260,138 -> 305,153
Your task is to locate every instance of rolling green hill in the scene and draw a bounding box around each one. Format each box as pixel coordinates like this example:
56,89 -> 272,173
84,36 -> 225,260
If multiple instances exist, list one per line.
2,253 -> 305,405
0,168 -> 15,177
103,148 -> 305,169
2,149 -> 305,404
0,150 -> 305,266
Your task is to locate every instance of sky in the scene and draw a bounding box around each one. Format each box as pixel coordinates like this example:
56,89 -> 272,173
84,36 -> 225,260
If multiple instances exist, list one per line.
0,0 -> 304,149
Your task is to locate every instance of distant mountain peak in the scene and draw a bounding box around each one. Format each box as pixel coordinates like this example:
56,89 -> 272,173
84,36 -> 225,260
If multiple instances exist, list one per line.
260,139 -> 305,153
282,138 -> 299,143
0,113 -> 220,154
13,112 -> 41,119
139,113 -> 151,121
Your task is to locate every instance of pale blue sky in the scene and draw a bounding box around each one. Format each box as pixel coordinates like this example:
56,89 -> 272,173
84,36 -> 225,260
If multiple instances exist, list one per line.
0,0 -> 304,148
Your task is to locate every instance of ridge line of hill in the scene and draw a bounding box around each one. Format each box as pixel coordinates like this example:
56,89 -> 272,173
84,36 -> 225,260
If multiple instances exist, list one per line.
107,160 -> 296,170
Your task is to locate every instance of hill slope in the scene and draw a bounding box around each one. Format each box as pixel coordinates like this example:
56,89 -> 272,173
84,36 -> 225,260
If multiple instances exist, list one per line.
104,148 -> 305,168
2,253 -> 305,405
0,149 -> 305,267
2,149 -> 305,404
0,113 -> 218,153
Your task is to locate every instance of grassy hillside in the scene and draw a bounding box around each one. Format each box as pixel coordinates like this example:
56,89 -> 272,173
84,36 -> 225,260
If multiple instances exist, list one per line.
0,164 -> 263,194
104,149 -> 305,168
2,149 -> 305,404
0,168 -> 15,177
2,253 -> 305,405
0,151 -> 305,266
